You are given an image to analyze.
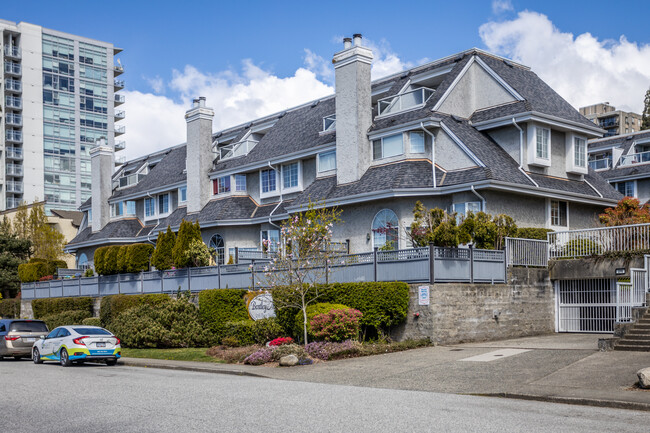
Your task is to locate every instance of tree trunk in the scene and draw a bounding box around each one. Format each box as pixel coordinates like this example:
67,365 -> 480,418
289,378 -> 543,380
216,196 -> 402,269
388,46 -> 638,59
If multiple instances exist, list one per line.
302,294 -> 309,345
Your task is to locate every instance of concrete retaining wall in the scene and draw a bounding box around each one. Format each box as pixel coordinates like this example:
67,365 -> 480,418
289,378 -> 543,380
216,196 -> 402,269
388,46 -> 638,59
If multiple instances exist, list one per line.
391,267 -> 554,344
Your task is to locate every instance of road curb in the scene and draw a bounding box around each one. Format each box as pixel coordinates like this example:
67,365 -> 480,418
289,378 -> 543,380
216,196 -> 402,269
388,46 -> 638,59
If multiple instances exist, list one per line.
118,358 -> 267,378
477,392 -> 650,412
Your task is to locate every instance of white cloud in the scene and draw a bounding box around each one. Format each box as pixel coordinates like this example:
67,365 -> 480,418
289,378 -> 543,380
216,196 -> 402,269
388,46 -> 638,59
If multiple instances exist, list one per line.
491,0 -> 513,14
365,39 -> 416,80
479,11 -> 650,113
144,75 -> 165,93
304,49 -> 333,82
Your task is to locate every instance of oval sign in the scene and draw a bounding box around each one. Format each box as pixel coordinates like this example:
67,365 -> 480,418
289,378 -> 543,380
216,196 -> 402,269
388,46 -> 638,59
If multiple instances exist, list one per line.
247,292 -> 276,321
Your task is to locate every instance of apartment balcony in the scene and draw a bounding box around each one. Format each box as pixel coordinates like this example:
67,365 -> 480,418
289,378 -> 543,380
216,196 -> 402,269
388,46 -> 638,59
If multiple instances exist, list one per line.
588,157 -> 611,171
6,197 -> 21,209
6,180 -> 23,194
114,94 -> 125,106
5,130 -> 23,144
4,79 -> 22,93
114,79 -> 125,90
5,113 -> 22,127
119,173 -> 145,188
115,140 -> 126,151
113,63 -> 124,76
620,151 -> 650,166
115,155 -> 127,166
114,110 -> 125,121
6,163 -> 24,177
218,139 -> 259,160
5,96 -> 22,110
378,87 -> 435,116
4,62 -> 22,76
4,45 -> 21,59
6,147 -> 24,160
114,125 -> 125,135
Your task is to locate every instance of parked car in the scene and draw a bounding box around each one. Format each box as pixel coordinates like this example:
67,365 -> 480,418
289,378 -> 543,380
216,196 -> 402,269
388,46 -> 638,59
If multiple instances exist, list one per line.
32,325 -> 121,367
0,319 -> 49,360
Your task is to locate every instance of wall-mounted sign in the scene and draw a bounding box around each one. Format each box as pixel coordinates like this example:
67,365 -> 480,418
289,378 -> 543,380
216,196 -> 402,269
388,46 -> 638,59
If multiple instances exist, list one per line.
246,292 -> 276,321
418,286 -> 430,306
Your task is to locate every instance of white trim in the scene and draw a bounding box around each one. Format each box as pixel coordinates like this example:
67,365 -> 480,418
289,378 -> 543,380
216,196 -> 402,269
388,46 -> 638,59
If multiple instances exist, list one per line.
473,111 -> 605,136
317,149 -> 337,174
259,167 -> 280,199
432,56 -> 475,112
280,161 -> 303,194
372,133 -> 405,161
549,199 -> 569,229
368,119 -> 440,140
527,123 -> 551,167
439,122 -> 486,167
566,133 -> 588,175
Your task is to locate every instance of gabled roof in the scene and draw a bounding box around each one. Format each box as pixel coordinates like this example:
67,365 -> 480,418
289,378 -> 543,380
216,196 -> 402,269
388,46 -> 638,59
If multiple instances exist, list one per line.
50,209 -> 83,227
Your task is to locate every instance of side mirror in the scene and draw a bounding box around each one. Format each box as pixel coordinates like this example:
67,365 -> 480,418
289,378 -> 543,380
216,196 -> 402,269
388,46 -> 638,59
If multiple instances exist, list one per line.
40,335 -> 46,340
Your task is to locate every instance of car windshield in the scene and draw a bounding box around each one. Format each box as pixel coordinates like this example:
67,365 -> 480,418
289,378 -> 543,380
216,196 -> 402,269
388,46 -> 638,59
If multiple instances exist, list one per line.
72,327 -> 112,336
9,321 -> 48,332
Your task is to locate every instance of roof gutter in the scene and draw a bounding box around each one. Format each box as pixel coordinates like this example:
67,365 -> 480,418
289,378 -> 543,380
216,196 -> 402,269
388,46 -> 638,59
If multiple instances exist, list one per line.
511,118 -> 539,188
470,185 -> 486,211
420,122 -> 436,188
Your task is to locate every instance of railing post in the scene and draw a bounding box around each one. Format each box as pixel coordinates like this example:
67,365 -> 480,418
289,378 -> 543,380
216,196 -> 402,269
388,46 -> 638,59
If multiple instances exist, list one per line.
373,247 -> 378,282
217,263 -> 221,290
49,281 -> 52,299
160,270 -> 164,293
429,242 -> 435,284
251,259 -> 256,290
140,272 -> 144,294
469,244 -> 474,284
235,247 -> 239,264
78,276 -> 81,296
118,275 -> 121,294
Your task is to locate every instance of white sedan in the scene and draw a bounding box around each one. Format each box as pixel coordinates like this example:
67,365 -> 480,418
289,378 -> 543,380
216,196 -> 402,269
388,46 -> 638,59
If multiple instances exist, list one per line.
32,325 -> 121,367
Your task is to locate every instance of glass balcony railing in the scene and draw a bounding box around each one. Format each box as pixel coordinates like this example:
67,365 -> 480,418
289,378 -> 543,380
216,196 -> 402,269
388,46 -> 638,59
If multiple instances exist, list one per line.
6,197 -> 21,209
119,173 -> 145,188
588,158 -> 611,170
5,130 -> 23,143
4,79 -> 22,92
113,64 -> 124,75
5,113 -> 22,126
6,147 -> 24,160
4,45 -> 21,58
115,140 -> 126,150
114,94 -> 125,104
218,139 -> 259,160
5,96 -> 22,109
378,87 -> 435,116
114,125 -> 125,135
4,62 -> 21,75
620,151 -> 650,166
6,164 -> 24,176
322,115 -> 336,132
114,79 -> 125,89
115,110 -> 125,120
6,180 -> 23,193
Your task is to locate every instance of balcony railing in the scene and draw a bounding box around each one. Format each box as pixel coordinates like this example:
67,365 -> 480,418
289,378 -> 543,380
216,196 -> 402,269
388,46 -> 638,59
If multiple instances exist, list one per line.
378,87 -> 435,116
4,62 -> 21,76
119,173 -> 145,188
218,139 -> 259,160
6,147 -> 24,160
599,118 -> 619,128
115,140 -> 126,150
114,94 -> 125,105
114,79 -> 125,89
5,96 -> 22,109
114,125 -> 125,135
5,130 -> 23,143
6,180 -> 23,193
4,45 -> 21,58
588,158 -> 611,170
6,164 -> 24,176
6,197 -> 21,209
620,151 -> 650,166
5,113 -> 22,126
113,64 -> 124,75
322,115 -> 336,132
114,110 -> 125,120
4,79 -> 22,93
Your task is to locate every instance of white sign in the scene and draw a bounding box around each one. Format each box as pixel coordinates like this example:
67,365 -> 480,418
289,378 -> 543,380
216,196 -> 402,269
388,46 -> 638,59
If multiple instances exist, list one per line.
247,293 -> 276,321
418,286 -> 430,306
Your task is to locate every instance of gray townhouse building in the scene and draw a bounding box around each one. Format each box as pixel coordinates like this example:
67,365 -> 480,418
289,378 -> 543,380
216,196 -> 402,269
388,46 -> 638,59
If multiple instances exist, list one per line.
65,35 -> 621,268
587,130 -> 650,203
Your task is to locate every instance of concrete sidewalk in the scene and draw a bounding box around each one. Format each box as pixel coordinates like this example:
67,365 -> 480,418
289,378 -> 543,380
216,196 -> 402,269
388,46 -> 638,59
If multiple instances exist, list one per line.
120,334 -> 650,411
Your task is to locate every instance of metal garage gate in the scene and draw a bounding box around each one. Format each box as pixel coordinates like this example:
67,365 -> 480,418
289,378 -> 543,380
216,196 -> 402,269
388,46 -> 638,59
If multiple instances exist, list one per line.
555,279 -> 617,333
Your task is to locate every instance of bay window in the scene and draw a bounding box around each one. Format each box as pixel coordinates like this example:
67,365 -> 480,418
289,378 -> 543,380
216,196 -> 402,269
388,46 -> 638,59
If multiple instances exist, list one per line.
318,150 -> 336,172
260,168 -> 278,195
373,133 -> 404,160
536,127 -> 550,159
145,197 -> 155,218
158,194 -> 169,215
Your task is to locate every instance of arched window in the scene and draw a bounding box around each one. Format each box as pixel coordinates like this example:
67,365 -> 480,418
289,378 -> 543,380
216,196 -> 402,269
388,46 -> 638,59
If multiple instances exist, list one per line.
77,253 -> 88,269
372,209 -> 399,250
209,234 -> 225,265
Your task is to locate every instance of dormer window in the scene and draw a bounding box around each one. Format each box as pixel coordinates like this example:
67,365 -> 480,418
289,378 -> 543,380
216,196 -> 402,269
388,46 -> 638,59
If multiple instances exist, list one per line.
377,87 -> 434,116
373,133 -> 404,160
213,176 -> 231,195
217,138 -> 259,160
322,114 -> 336,132
536,127 -> 550,159
588,152 -> 612,170
118,173 -> 145,188
318,150 -> 336,173
574,137 -> 586,168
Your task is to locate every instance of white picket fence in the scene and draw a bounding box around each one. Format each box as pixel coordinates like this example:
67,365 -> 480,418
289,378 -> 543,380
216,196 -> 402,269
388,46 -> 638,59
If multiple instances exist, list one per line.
548,223 -> 650,259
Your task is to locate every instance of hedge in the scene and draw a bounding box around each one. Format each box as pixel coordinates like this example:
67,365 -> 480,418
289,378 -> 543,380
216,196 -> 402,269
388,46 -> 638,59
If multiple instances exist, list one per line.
94,247 -> 109,275
293,303 -> 350,341
151,227 -> 176,271
18,262 -> 49,282
273,282 -> 410,339
198,289 -> 249,337
41,310 -> 92,330
516,227 -> 554,241
117,246 -> 129,274
99,294 -> 170,328
32,297 -> 94,319
104,246 -> 121,275
94,244 -> 154,275
221,318 -> 283,346
126,243 -> 155,273
0,299 -> 20,318
82,317 -> 102,327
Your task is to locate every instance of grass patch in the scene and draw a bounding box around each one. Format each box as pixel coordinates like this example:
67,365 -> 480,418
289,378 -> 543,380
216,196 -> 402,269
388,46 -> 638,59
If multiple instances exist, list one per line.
121,347 -> 225,363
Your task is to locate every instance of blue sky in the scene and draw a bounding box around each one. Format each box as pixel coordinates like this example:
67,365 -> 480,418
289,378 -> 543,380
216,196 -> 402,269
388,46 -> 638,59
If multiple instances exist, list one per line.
3,0 -> 650,158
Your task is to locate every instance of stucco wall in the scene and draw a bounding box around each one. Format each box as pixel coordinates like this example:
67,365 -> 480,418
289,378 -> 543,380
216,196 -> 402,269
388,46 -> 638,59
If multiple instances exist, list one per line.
434,129 -> 476,170
482,190 -> 547,228
548,129 -> 568,179
201,225 -> 260,263
636,178 -> 650,203
487,125 -> 521,165
567,202 -> 602,229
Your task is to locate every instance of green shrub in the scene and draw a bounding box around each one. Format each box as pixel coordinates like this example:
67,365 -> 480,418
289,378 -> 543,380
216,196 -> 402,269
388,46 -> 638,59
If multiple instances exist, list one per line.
110,297 -> 212,348
293,303 -> 350,341
103,246 -> 121,275
310,308 -> 363,342
220,318 -> 284,346
99,294 -> 170,328
84,268 -> 94,277
252,318 -> 284,344
32,297 -> 94,319
274,282 -> 409,339
51,260 -> 67,274
126,243 -> 154,273
172,220 -> 203,268
117,246 -> 129,274
94,247 -> 108,275
82,317 -> 102,327
18,262 -> 49,282
0,299 -> 20,318
270,343 -> 308,362
41,310 -> 92,330
516,227 -> 554,240
151,227 -> 176,271
198,289 -> 249,338
561,239 -> 602,258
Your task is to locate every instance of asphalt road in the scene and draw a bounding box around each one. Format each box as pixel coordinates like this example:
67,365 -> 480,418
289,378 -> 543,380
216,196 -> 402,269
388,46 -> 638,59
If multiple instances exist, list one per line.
1,359 -> 649,433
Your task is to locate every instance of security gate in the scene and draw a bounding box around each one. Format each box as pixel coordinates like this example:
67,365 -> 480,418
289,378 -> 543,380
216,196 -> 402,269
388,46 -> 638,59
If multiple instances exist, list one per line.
556,279 -> 617,333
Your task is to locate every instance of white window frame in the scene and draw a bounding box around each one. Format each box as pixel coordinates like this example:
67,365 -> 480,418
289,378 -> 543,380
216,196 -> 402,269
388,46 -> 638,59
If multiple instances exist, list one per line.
409,131 -> 426,154
259,168 -> 279,198
527,123 -> 551,167
451,201 -> 482,220
549,199 -> 569,228
616,180 -> 636,198
566,133 -> 588,174
214,175 -> 231,195
281,162 -> 302,193
179,186 -> 187,203
317,150 -> 337,173
157,193 -> 170,217
261,229 -> 280,252
373,133 -> 404,160
234,174 -> 247,192
144,197 -> 155,219
125,200 -> 136,216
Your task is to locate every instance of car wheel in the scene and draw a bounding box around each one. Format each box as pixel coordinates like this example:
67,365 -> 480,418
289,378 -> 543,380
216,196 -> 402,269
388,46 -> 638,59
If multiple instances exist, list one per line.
106,359 -> 117,366
59,348 -> 71,367
33,348 -> 42,364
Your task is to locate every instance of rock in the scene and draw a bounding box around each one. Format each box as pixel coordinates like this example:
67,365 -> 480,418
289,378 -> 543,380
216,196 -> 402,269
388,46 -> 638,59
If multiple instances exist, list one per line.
279,354 -> 299,367
637,367 -> 650,389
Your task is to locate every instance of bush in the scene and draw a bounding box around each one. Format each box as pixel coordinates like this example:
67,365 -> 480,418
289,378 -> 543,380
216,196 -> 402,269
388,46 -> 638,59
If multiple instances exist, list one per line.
252,318 -> 284,344
560,238 -> 602,258
310,308 -> 362,342
17,262 -> 49,282
293,303 -> 350,341
305,340 -> 361,360
84,269 -> 94,277
220,318 -> 284,346
198,289 -> 249,338
208,345 -> 262,363
151,227 -> 176,271
270,343 -> 308,362
172,220 -> 203,268
126,243 -> 154,273
243,348 -> 274,365
82,317 -> 102,327
0,299 -> 20,318
41,310 -> 92,330
117,246 -> 129,274
99,294 -> 169,328
103,246 -> 121,275
93,247 -> 108,275
516,227 -> 554,241
269,337 -> 293,346
110,297 -> 212,348
32,297 -> 94,319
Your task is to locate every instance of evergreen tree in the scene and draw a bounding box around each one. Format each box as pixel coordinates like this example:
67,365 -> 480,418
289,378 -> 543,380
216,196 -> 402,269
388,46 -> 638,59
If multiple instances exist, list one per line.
172,220 -> 204,268
642,87 -> 650,131
151,226 -> 176,270
0,232 -> 31,298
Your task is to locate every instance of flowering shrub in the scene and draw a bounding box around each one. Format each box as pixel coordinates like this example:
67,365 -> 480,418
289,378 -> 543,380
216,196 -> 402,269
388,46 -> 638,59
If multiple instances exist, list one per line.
304,340 -> 360,360
39,275 -> 54,282
310,308 -> 362,342
269,337 -> 293,346
243,348 -> 273,365
270,343 -> 308,361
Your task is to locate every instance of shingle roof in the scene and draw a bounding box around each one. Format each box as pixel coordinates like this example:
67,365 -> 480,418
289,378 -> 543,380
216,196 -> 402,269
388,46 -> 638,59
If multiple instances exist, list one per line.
68,218 -> 144,245
50,209 -> 83,227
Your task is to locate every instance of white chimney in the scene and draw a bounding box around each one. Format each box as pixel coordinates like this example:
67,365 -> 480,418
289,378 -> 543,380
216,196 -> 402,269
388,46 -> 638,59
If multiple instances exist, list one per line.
90,139 -> 114,232
185,96 -> 214,214
332,34 -> 373,185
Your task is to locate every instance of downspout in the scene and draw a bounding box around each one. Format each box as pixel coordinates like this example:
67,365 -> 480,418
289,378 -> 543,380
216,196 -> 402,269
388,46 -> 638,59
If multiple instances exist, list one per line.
470,185 -> 486,212
267,161 -> 283,225
420,122 -> 436,188
511,118 -> 539,188
145,192 -> 161,245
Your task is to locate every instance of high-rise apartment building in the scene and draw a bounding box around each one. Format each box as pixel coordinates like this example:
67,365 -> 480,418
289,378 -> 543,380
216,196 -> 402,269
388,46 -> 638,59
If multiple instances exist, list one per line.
0,19 -> 124,214
579,102 -> 642,137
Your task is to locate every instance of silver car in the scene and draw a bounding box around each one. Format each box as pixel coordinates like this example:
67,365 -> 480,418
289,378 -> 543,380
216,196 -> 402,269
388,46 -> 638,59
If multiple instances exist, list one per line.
0,319 -> 49,360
